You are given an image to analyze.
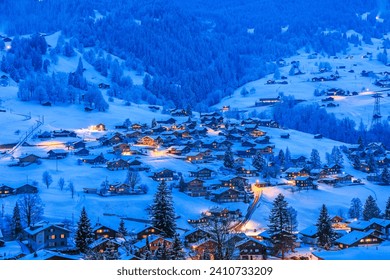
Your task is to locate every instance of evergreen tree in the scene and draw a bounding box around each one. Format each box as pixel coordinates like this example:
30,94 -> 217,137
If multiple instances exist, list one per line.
223,146 -> 234,169
316,204 -> 336,249
278,149 -> 285,168
154,241 -> 170,260
118,219 -> 128,237
75,207 -> 94,253
286,206 -> 298,233
252,151 -> 266,172
151,180 -> 176,238
385,197 -> 390,220
381,167 -> 390,185
178,176 -> 186,192
310,149 -> 322,169
331,146 -> 343,166
170,233 -> 185,260
348,198 -> 363,219
103,240 -> 119,260
11,203 -> 23,239
268,193 -> 296,259
284,147 -> 292,168
362,195 -> 381,220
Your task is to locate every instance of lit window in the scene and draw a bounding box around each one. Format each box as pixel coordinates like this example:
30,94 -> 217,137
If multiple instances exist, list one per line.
60,234 -> 65,239
50,235 -> 56,239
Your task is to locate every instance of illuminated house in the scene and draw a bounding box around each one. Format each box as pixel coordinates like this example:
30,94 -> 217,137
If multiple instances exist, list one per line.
24,223 -> 71,251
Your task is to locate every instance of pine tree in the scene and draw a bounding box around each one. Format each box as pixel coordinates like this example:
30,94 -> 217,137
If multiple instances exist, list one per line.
278,149 -> 285,168
178,176 -> 186,192
284,147 -> 292,168
252,151 -> 266,171
268,193 -> 296,259
170,233 -> 185,260
385,197 -> 390,220
381,167 -> 390,185
362,195 -> 381,220
11,203 -> 23,239
223,146 -> 234,169
331,146 -> 343,166
316,204 -> 336,250
103,240 -> 119,260
348,198 -> 363,219
118,219 -> 128,237
75,207 -> 94,253
151,180 -> 177,238
310,149 -> 322,169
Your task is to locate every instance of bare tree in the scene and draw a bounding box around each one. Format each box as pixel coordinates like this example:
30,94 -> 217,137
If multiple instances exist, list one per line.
124,170 -> 140,189
17,194 -> 44,227
68,181 -> 75,199
58,177 -> 65,191
42,171 -> 53,189
200,215 -> 238,260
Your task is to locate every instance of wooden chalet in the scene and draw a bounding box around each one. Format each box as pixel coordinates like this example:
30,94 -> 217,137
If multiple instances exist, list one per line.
152,169 -> 175,181
91,123 -> 106,131
47,149 -> 68,159
186,152 -> 204,163
335,229 -> 384,249
134,235 -> 173,255
189,168 -> 214,179
323,164 -> 342,175
82,153 -> 107,165
220,176 -> 249,189
15,184 -> 38,195
290,155 -> 307,167
184,178 -> 207,197
88,238 -> 120,255
191,238 -> 218,260
18,154 -> 40,166
74,148 -> 90,156
167,145 -> 191,156
236,237 -> 268,260
135,225 -> 163,240
137,136 -> 160,147
24,223 -> 71,251
126,130 -> 142,139
293,176 -> 316,189
236,166 -> 259,177
210,187 -> 243,203
128,159 -> 150,171
299,226 -> 318,245
52,130 -> 77,138
0,185 -> 14,197
184,228 -> 212,246
93,223 -> 119,239
71,140 -> 86,150
100,132 -> 125,146
113,143 -> 132,155
107,159 -> 130,170
285,167 -> 309,179
255,96 -> 281,107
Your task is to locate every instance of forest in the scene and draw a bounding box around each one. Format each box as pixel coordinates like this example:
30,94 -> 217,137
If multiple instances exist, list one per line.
0,0 -> 387,110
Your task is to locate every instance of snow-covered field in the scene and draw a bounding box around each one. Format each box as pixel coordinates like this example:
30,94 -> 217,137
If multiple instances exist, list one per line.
215,32 -> 390,128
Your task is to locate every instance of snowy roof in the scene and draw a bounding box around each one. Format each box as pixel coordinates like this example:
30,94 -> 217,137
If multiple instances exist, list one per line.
335,229 -> 379,246
211,187 -> 234,195
348,220 -> 375,230
285,167 -> 305,173
236,237 -> 267,248
19,249 -> 80,260
294,176 -> 311,181
369,218 -> 390,227
299,225 -> 318,237
23,223 -> 71,235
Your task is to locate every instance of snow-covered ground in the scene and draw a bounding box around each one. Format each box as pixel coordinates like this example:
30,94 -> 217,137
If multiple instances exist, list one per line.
215,32 -> 390,128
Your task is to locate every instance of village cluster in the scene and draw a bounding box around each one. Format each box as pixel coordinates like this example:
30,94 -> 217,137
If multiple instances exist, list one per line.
2,105 -> 390,260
